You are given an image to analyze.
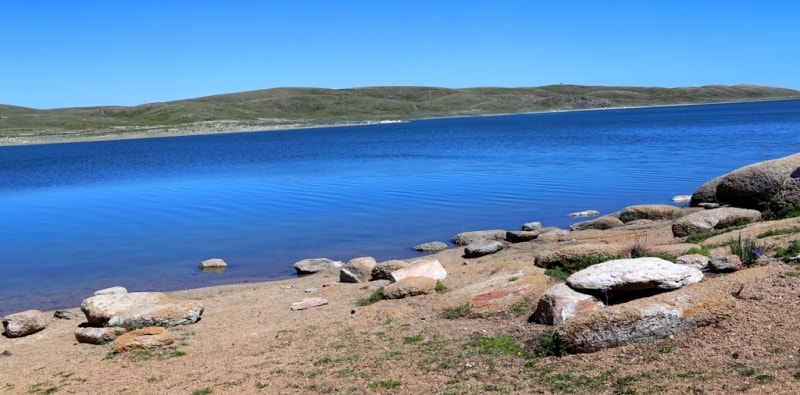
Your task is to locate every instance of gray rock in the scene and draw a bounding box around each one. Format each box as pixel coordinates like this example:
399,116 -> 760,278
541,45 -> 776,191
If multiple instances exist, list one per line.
390,258 -> 447,282
372,260 -> 410,280
451,230 -> 507,246
675,254 -> 710,271
414,241 -> 448,252
569,209 -> 600,218
534,243 -> 628,269
709,254 -> 743,272
532,283 -> 603,325
340,256 -> 377,283
293,258 -> 343,275
570,215 -> 624,231
75,327 -> 120,345
672,207 -> 762,237
672,195 -> 692,204
691,152 -> 800,213
463,240 -> 504,258
383,277 -> 437,299
80,292 -> 204,328
2,310 -> 46,338
619,204 -> 683,222
521,221 -> 542,231
505,230 -> 539,243
567,257 -> 704,293
53,310 -> 81,320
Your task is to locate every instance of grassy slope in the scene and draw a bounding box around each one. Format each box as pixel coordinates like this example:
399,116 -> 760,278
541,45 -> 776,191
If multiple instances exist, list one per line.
1,84 -> 799,139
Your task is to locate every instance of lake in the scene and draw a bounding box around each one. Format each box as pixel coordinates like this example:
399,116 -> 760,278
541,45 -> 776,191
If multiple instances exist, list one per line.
1,99 -> 799,315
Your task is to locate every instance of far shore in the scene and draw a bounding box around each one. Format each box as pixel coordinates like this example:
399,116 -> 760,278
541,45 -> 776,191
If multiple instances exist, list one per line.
3,97 -> 798,147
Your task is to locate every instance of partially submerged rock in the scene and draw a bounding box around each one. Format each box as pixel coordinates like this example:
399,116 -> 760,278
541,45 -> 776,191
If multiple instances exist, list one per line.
569,210 -> 600,218
570,215 -> 624,231
293,258 -> 343,275
414,241 -> 448,252
451,230 -> 507,246
200,258 -> 227,272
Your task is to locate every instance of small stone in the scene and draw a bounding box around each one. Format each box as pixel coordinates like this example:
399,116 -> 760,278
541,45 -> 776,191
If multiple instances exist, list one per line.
75,327 -> 120,345
709,254 -> 743,272
290,298 -> 329,311
53,310 -> 81,320
464,240 -> 504,258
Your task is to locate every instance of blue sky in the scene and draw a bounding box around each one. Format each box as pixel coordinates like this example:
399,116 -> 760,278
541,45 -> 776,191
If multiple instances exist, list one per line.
2,1 -> 798,109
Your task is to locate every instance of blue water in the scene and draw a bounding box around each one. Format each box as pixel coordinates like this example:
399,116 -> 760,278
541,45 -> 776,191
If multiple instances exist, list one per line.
1,99 -> 799,315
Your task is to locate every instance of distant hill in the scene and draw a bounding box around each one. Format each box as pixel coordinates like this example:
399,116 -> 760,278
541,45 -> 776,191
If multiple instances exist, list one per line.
1,84 -> 799,143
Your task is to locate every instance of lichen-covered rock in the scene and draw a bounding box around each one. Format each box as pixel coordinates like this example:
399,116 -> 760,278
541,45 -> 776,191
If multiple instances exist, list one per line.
672,207 -> 762,237
532,283 -> 603,325
2,310 -> 46,338
709,254 -> 743,272
619,204 -> 683,222
112,327 -> 173,353
534,243 -> 628,269
383,277 -> 437,299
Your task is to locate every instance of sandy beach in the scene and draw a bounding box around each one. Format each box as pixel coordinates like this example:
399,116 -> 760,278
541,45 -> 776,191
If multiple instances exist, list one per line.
4,213 -> 800,394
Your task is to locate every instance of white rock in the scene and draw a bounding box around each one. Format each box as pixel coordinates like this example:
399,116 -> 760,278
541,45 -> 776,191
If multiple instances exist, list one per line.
569,210 -> 600,218
390,258 -> 447,282
567,257 -> 704,292
532,283 -> 603,325
290,298 -> 328,311
94,286 -> 128,296
2,310 -> 47,338
200,258 -> 227,270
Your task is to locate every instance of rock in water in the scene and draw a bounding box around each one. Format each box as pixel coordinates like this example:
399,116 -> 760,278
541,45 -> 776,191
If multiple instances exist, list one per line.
200,258 -> 227,271
293,258 -> 343,274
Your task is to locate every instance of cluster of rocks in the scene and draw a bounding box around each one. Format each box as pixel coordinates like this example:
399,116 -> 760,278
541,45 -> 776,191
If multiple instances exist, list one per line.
3,286 -> 204,355
293,256 -> 448,303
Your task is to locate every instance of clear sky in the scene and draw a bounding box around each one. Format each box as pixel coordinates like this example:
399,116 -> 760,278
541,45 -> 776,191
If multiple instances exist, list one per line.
2,1 -> 798,109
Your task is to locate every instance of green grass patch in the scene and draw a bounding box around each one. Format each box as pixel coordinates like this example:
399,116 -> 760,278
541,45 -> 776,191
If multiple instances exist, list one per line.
536,328 -> 567,357
434,280 -> 448,293
544,266 -> 570,281
470,335 -> 523,356
357,287 -> 384,306
686,245 -> 711,256
369,380 -> 402,389
441,304 -> 471,320
757,226 -> 800,238
774,240 -> 800,262
403,334 -> 424,344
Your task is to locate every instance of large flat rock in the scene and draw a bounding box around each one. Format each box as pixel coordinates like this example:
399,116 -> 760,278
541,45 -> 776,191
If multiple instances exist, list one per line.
81,291 -> 204,328
566,257 -> 703,292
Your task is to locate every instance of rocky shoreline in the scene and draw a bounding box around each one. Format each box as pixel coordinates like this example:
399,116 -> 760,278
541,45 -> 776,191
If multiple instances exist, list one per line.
2,153 -> 800,393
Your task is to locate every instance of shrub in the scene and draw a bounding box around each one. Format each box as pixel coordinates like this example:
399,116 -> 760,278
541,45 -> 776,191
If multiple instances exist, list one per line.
536,328 -> 567,357
686,246 -> 711,257
434,280 -> 448,293
441,304 -> 471,320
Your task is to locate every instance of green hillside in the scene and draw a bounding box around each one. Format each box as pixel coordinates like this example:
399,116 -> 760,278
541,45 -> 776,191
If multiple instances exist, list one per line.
1,84 -> 798,143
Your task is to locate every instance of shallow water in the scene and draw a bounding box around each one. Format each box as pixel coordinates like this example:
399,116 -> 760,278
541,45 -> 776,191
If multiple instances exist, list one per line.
1,99 -> 799,315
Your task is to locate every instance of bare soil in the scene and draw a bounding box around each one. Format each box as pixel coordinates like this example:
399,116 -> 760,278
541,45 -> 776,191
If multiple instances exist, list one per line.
3,216 -> 800,394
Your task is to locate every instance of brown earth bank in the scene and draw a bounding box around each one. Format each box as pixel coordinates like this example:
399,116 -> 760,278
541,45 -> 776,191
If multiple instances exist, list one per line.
3,214 -> 800,394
